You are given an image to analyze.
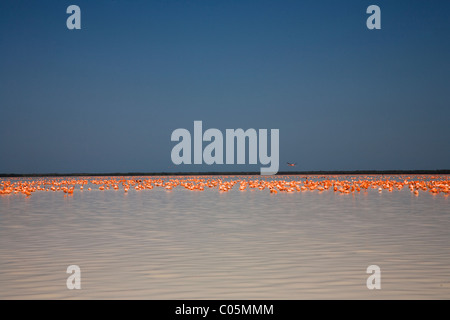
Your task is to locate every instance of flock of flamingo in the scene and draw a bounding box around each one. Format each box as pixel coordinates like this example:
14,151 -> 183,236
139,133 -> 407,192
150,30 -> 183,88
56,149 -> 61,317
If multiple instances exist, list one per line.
0,175 -> 449,197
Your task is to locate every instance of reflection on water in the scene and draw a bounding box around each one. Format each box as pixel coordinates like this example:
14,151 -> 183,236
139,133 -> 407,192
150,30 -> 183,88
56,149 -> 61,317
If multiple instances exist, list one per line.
0,175 -> 449,299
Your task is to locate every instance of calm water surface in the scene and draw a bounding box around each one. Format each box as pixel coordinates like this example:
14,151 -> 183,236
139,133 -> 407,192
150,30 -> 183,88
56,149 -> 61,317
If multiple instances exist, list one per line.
1,175 -> 449,299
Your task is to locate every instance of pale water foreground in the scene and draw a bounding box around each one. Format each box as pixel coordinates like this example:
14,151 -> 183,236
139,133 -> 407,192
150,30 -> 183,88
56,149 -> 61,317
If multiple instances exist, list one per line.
0,175 -> 449,299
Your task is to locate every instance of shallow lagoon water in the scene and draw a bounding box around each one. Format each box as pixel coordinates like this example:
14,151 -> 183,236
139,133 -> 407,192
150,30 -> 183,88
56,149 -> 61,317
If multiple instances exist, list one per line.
0,175 -> 449,299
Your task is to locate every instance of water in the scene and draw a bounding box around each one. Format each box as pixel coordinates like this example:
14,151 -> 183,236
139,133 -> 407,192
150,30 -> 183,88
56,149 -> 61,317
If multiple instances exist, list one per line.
0,175 -> 449,299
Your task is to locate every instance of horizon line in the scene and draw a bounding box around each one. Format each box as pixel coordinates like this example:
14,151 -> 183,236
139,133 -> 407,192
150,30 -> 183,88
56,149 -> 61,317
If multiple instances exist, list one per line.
0,169 -> 449,178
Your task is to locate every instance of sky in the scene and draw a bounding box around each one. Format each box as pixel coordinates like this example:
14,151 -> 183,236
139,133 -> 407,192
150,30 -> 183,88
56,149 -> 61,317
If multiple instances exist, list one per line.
0,0 -> 449,173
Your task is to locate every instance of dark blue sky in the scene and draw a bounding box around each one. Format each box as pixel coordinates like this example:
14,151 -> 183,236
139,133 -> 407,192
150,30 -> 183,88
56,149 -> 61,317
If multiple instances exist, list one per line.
1,0 -> 449,173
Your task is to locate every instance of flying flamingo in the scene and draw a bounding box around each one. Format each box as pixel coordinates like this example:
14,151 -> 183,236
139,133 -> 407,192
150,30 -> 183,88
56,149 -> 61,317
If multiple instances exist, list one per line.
287,162 -> 296,167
